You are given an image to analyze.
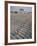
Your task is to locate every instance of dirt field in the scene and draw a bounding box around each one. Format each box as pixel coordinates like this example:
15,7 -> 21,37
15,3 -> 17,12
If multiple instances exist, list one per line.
10,12 -> 32,39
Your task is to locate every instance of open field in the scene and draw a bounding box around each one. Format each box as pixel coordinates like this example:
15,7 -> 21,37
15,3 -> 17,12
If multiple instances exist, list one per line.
10,12 -> 32,39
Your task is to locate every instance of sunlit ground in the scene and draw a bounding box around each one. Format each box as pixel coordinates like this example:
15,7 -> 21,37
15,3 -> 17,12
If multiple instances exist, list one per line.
10,12 -> 32,39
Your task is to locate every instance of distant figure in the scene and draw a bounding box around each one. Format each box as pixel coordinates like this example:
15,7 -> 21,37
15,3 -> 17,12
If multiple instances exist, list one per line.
19,9 -> 24,13
14,11 -> 18,14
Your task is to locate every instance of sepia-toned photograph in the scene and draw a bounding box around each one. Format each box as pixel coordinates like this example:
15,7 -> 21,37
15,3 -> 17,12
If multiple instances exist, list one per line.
10,6 -> 32,39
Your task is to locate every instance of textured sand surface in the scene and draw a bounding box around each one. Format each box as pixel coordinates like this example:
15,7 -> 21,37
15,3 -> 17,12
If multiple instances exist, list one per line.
10,12 -> 32,39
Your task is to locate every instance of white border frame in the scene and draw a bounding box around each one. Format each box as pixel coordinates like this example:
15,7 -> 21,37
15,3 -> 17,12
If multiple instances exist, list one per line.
8,3 -> 34,43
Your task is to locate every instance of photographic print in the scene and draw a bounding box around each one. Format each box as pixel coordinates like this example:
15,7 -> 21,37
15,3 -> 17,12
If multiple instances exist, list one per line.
5,1 -> 36,45
10,6 -> 32,39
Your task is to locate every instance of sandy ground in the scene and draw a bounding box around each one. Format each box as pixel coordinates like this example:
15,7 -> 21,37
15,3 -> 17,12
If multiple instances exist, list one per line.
10,12 -> 32,39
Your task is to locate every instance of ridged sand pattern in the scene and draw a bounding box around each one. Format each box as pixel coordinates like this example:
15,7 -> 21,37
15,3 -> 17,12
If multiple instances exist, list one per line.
10,12 -> 32,39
